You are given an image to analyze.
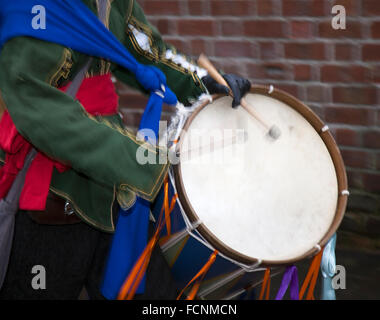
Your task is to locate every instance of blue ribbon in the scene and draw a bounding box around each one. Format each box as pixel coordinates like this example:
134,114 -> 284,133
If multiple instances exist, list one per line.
101,87 -> 175,299
320,233 -> 337,300
0,0 -> 178,298
101,198 -> 150,298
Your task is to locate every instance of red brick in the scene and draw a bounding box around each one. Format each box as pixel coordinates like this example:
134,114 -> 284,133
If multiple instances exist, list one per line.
285,43 -> 326,60
306,85 -> 329,102
244,20 -> 287,38
294,64 -> 312,81
149,18 -> 170,35
341,149 -> 373,169
363,172 -> 380,193
215,60 -> 246,77
347,170 -> 364,189
177,19 -> 215,36
163,37 -> 191,53
309,105 -> 325,119
371,22 -> 380,38
210,1 -> 254,16
335,43 -> 358,61
259,42 -> 283,60
214,41 -> 253,58
372,66 -> 380,83
363,44 -> 380,61
190,39 -> 213,56
325,107 -> 376,125
321,65 -> 371,83
363,130 -> 380,149
291,21 -> 314,38
283,0 -> 326,16
119,93 -> 148,110
265,64 -> 293,80
333,128 -> 362,147
318,21 -> 362,38
332,87 -> 377,105
332,0 -> 361,16
187,1 -> 206,15
276,84 -> 300,99
220,20 -> 244,36
247,65 -> 265,79
366,216 -> 380,235
257,0 -> 276,15
363,0 -> 380,16
141,1 -> 181,15
247,63 -> 292,80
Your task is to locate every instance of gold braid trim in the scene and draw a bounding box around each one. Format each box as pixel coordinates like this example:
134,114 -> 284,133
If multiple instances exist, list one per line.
126,17 -> 205,91
117,188 -> 137,210
50,186 -> 116,232
118,159 -> 168,201
96,0 -> 113,75
47,48 -> 73,87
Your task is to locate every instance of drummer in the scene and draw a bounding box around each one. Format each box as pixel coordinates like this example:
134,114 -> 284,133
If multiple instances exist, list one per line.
0,0 -> 251,299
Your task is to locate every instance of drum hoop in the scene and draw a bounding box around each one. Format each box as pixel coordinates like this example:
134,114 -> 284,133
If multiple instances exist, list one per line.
173,85 -> 348,266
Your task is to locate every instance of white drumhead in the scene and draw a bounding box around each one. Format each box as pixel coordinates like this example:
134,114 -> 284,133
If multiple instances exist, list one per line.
179,94 -> 338,262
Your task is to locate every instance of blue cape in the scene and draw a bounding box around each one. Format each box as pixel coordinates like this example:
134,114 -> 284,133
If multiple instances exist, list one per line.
0,0 -> 177,298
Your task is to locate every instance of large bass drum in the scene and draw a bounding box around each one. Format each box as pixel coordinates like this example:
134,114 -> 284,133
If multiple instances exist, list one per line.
152,85 -> 348,300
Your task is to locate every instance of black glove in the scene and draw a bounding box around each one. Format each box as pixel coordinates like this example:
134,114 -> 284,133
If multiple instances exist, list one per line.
202,74 -> 251,108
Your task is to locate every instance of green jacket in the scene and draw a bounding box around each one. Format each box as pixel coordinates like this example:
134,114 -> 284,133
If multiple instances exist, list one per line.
0,0 -> 207,232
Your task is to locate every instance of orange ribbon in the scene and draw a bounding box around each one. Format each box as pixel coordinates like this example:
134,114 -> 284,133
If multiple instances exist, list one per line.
259,268 -> 271,300
158,179 -> 178,245
117,228 -> 159,300
117,177 -> 177,300
299,250 -> 323,300
164,179 -> 178,237
177,250 -> 219,300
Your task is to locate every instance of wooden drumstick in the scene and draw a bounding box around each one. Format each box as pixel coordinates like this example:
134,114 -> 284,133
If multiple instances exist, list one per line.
197,54 -> 281,140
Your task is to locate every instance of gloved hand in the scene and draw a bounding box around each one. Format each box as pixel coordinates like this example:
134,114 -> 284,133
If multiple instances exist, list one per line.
202,74 -> 251,108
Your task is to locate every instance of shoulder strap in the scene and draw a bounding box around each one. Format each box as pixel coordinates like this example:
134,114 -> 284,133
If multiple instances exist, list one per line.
66,0 -> 108,98
65,58 -> 93,98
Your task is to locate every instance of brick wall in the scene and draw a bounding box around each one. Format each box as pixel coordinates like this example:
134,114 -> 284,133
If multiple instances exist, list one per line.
117,0 -> 380,248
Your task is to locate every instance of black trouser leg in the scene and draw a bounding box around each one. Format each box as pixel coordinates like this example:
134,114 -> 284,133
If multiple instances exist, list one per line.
0,211 -> 112,300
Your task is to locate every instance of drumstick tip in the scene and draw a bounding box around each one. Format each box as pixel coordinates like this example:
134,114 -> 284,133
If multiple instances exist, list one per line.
268,125 -> 281,140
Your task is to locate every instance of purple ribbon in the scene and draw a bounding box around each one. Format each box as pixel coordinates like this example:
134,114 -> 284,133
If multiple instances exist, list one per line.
275,266 -> 299,300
